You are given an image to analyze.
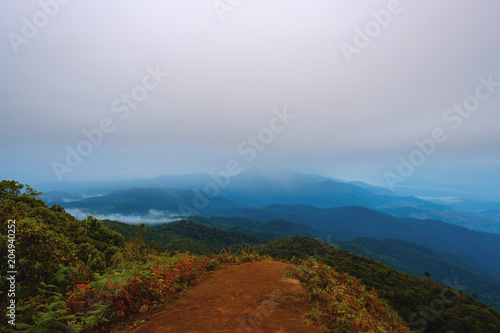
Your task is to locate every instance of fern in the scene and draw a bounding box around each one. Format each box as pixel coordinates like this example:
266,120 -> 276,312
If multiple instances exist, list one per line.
288,258 -> 414,332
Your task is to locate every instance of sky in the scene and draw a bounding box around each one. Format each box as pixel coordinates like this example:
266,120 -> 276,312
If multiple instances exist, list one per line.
1,0 -> 499,198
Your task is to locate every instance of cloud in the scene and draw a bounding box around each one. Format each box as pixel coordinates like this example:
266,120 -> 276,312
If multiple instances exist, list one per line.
0,0 -> 499,190
418,197 -> 463,204
65,208 -> 184,225
60,193 -> 104,203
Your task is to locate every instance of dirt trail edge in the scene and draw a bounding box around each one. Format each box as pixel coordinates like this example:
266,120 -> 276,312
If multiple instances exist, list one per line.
127,261 -> 326,333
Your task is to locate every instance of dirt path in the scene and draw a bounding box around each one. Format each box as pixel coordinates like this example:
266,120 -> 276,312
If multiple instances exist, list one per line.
127,261 -> 325,333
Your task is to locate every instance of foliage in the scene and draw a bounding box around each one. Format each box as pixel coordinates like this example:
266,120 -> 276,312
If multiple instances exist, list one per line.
0,180 -> 41,202
225,204 -> 500,280
80,216 -> 125,268
287,258 -> 413,332
0,181 -> 272,332
2,181 -> 500,332
337,237 -> 500,310
254,236 -> 500,333
64,252 -> 214,328
0,181 -> 125,332
188,215 -> 324,240
103,219 -> 267,254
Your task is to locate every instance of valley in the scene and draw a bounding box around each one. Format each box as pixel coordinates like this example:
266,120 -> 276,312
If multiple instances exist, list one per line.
38,169 -> 500,311
2,177 -> 500,332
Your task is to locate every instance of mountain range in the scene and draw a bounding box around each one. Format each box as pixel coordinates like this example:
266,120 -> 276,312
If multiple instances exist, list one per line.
38,168 -> 500,309
40,168 -> 500,233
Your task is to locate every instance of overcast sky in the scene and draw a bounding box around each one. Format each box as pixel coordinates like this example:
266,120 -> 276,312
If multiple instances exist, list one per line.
1,0 -> 499,195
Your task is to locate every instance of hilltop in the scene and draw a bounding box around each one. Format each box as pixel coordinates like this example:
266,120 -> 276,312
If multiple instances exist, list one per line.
127,261 -> 326,333
1,180 -> 500,332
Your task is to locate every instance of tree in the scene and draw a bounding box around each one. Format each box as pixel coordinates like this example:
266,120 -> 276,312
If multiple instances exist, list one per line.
424,271 -> 431,280
0,180 -> 41,201
14,217 -> 76,292
80,216 -> 125,266
138,223 -> 146,244
0,180 -> 23,200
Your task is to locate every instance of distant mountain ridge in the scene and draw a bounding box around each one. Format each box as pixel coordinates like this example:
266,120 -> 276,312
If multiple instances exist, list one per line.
39,169 -> 500,281
47,184 -> 500,281
216,204 -> 500,281
40,168 -> 500,233
50,187 -> 249,218
100,215 -> 500,311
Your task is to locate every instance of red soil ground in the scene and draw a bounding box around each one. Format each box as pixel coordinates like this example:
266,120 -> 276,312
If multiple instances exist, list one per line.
127,261 -> 326,332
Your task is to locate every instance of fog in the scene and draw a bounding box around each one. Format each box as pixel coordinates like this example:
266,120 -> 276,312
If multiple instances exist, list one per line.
66,208 -> 182,225
1,1 -> 499,196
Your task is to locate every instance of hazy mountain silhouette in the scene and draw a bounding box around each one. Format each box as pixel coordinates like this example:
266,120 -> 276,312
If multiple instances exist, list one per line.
41,168 -> 500,233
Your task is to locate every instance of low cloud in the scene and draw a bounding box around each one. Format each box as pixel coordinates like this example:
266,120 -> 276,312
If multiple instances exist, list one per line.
66,208 -> 184,225
418,197 -> 463,204
61,193 -> 104,203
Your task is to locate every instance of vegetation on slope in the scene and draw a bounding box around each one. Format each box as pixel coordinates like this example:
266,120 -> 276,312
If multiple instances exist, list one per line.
0,181 -> 266,332
2,181 -> 500,332
254,237 -> 500,333
103,218 -> 268,254
336,237 -> 500,310
188,215 -> 324,240
223,204 -> 500,280
0,181 -> 412,332
287,258 -> 413,332
189,215 -> 500,312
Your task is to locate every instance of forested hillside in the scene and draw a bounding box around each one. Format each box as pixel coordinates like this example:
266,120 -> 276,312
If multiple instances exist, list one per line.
336,237 -> 500,310
103,219 -> 267,254
103,215 -> 500,312
1,181 -> 500,332
253,237 -> 500,332
219,204 -> 500,280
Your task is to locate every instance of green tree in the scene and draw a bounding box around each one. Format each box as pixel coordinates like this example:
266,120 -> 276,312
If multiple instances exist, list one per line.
0,180 -> 24,200
81,216 -> 125,266
0,180 -> 41,201
138,222 -> 146,244
14,217 -> 77,293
